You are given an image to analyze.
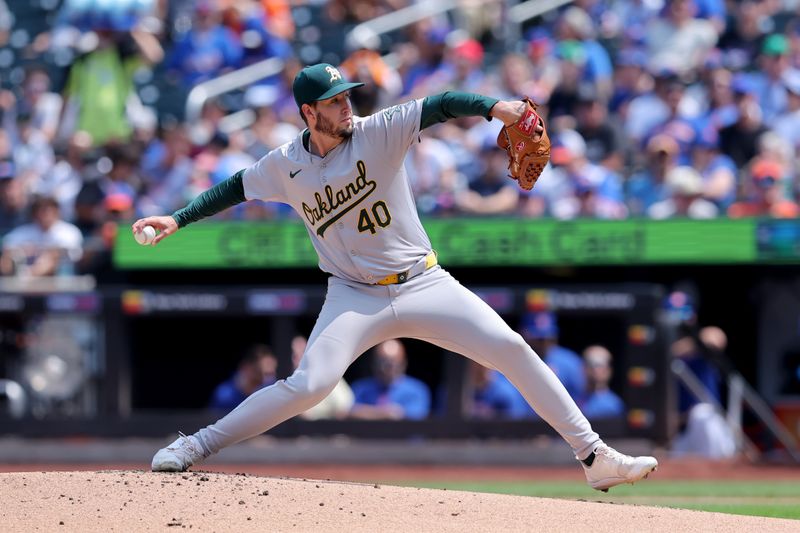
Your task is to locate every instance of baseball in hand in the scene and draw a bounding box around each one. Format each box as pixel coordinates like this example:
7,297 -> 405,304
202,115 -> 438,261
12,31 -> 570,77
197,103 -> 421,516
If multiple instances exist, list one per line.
134,225 -> 157,245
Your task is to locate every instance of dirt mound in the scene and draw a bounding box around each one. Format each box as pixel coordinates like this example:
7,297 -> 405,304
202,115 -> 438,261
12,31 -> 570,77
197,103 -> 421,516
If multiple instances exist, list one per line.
1,471 -> 796,532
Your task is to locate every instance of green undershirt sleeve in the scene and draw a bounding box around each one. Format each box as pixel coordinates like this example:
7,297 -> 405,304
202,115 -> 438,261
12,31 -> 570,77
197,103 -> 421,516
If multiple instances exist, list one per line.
171,169 -> 247,228
420,91 -> 500,130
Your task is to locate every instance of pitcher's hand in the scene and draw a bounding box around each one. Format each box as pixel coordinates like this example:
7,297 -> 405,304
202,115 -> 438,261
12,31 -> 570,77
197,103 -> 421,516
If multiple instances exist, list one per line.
132,216 -> 178,245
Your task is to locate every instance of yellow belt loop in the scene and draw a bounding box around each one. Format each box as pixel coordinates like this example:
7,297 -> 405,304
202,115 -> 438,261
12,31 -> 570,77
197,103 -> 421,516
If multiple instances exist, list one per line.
376,251 -> 437,285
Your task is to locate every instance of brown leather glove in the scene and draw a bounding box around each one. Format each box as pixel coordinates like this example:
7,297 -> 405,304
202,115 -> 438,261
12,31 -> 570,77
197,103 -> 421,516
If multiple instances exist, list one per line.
496,97 -> 551,191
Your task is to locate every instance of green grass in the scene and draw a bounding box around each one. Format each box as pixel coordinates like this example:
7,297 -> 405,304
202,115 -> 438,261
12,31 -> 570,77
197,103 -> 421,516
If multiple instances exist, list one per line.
400,481 -> 800,520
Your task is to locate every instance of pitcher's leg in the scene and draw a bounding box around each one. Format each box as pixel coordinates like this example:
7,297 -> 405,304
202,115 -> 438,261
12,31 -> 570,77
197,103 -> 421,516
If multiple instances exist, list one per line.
193,280 -> 398,456
396,269 -> 600,459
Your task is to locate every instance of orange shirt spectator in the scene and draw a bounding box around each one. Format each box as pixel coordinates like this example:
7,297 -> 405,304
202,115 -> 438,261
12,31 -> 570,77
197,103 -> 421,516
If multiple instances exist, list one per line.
728,159 -> 800,218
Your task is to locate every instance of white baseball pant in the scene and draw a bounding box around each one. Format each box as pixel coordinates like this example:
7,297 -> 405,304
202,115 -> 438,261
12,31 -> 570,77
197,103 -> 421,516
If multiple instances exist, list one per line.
195,267 -> 601,460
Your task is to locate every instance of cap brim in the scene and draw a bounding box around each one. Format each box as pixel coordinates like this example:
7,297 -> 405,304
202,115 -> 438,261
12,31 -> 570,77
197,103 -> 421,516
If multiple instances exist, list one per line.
314,82 -> 364,102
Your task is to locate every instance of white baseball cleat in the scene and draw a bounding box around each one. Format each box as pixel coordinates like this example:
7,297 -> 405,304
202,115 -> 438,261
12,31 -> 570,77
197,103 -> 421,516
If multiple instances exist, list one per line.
580,443 -> 658,492
151,432 -> 207,472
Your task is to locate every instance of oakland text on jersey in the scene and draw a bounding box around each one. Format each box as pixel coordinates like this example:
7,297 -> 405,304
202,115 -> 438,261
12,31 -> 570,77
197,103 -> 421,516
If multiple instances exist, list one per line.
301,160 -> 377,237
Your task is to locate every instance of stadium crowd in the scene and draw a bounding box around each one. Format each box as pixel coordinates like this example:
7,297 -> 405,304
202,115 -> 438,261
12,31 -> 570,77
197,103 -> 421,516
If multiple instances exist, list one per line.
0,0 -> 800,277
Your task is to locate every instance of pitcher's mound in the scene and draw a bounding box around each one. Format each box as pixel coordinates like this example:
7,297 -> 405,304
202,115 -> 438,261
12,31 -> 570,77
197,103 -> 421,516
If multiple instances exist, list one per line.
0,470 -> 796,532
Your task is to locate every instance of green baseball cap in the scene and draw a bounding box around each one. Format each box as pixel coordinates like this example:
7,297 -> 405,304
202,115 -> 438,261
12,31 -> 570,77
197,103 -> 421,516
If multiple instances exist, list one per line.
292,63 -> 364,108
762,34 -> 789,56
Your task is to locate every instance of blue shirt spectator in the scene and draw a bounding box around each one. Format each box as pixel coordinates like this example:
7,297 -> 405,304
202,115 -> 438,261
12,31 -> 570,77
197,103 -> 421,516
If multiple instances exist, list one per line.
166,2 -> 243,87
556,7 -> 613,87
580,390 -> 625,419
209,344 -> 277,410
351,375 -> 430,420
578,345 -> 625,419
520,312 -> 586,399
664,291 -> 724,415
463,362 -> 535,419
210,377 -> 250,410
749,35 -> 795,122
545,345 -> 587,400
627,134 -> 680,216
349,340 -> 431,420
773,71 -> 800,151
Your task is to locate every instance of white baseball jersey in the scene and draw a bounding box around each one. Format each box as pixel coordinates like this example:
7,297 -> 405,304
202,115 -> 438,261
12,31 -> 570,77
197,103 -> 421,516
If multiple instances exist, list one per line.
242,99 -> 431,283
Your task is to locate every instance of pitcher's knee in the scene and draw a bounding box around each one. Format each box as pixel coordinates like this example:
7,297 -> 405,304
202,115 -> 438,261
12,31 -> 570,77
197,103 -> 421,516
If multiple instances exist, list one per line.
285,369 -> 338,405
483,332 -> 542,367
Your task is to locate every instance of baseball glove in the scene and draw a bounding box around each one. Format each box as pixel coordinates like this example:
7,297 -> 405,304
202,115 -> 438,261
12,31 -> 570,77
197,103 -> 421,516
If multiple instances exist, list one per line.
496,97 -> 550,191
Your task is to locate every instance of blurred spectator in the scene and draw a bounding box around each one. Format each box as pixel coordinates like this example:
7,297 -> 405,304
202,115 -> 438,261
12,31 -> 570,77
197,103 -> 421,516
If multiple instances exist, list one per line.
525,30 -> 561,104
291,335 -> 354,420
103,144 -> 143,201
728,158 -> 800,218
773,70 -> 800,151
340,49 -> 403,116
641,75 -> 700,164
547,41 -> 586,122
665,291 -> 723,416
0,66 -> 63,144
165,0 -> 243,88
0,163 -> 27,237
0,195 -> 83,277
549,130 -> 627,220
690,128 -> 737,211
755,131 -> 795,192
73,177 -> 106,238
325,0 -> 405,25
349,339 -> 431,420
609,47 -> 650,116
11,116 -> 55,196
487,53 -> 540,103
574,86 -> 623,171
463,360 -> 532,420
210,130 -> 256,186
647,166 -> 719,219
626,135 -> 679,216
138,122 -> 195,216
406,134 -> 462,216
60,26 -> 163,146
556,7 -> 613,98
645,0 -> 719,76
608,0 -> 661,48
520,312 -> 586,400
401,21 -> 451,97
692,0 -> 726,34
440,38 -> 486,95
244,105 -> 300,158
665,290 -> 736,459
625,71 -> 695,145
257,0 -> 295,41
717,0 -> 767,63
77,192 -> 135,279
209,343 -> 277,410
686,62 -> 737,132
36,132 -> 93,223
751,34 -> 798,121
455,143 -> 519,216
221,0 -> 292,68
718,74 -> 768,168
577,345 -> 625,420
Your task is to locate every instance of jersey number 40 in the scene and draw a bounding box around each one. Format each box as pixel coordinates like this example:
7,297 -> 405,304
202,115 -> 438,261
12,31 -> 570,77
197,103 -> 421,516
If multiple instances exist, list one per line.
357,201 -> 392,234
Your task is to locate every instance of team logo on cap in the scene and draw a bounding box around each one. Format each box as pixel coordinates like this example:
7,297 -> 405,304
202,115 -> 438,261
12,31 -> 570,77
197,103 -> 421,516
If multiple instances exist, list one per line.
325,66 -> 342,83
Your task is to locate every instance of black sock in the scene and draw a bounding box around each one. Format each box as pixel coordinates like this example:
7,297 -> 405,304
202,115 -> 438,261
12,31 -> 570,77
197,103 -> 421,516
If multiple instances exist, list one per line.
582,451 -> 596,467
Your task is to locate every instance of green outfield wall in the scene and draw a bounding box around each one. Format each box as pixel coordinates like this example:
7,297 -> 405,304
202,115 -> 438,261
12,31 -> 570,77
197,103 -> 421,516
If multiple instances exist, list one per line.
114,218 -> 800,269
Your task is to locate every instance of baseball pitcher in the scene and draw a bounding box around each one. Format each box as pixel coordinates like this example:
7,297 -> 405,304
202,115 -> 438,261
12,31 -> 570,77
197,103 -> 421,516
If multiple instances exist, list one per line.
134,64 -> 657,492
